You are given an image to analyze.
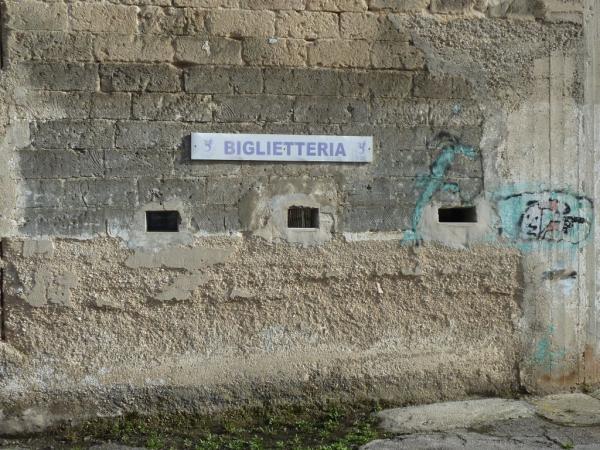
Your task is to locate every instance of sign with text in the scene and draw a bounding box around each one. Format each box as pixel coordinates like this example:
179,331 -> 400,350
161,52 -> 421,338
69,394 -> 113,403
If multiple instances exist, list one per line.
191,133 -> 373,163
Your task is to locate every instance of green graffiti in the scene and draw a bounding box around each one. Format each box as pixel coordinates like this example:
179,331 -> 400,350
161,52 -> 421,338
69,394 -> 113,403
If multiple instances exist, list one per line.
533,325 -> 566,371
403,143 -> 477,242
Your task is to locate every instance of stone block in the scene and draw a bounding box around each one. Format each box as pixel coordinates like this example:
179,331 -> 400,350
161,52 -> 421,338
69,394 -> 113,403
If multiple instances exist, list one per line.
428,100 -> 483,127
306,0 -> 368,11
13,91 -> 91,120
100,63 -> 182,92
207,10 -> 276,37
413,73 -> 473,99
214,95 -> 294,122
294,97 -> 368,123
17,180 -> 63,208
368,0 -> 430,11
371,99 -> 429,127
432,178 -> 482,204
175,36 -> 243,65
372,150 -> 430,177
308,40 -> 370,68
138,178 -> 206,204
71,4 -> 138,33
343,176 -> 420,206
5,1 -> 68,31
139,6 -> 205,35
275,11 -> 339,39
31,120 -> 115,150
242,38 -> 307,66
205,177 -> 243,205
115,121 -> 193,149
378,126 -> 428,151
340,12 -> 409,40
340,70 -> 412,97
15,62 -> 98,91
91,93 -> 132,119
427,126 -> 482,150
176,160 -> 242,178
185,66 -> 263,94
190,205 -> 240,232
132,93 -> 213,121
342,204 -> 412,232
94,34 -> 174,62
264,67 -> 340,95
439,149 -> 483,178
371,41 -> 425,70
7,31 -> 93,62
19,150 -> 104,179
20,208 -> 107,237
62,179 -> 137,208
106,150 -> 174,178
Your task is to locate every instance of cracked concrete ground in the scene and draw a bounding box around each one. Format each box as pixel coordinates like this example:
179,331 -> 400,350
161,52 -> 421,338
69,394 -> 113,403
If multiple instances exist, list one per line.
363,416 -> 600,449
2,395 -> 600,449
365,394 -> 600,449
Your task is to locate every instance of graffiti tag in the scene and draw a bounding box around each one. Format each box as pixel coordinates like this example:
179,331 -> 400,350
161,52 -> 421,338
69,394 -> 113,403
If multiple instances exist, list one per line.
404,133 -> 477,241
499,191 -> 592,246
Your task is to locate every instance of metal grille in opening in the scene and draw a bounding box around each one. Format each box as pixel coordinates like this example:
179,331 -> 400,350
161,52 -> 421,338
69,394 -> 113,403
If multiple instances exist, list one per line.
287,207 -> 319,229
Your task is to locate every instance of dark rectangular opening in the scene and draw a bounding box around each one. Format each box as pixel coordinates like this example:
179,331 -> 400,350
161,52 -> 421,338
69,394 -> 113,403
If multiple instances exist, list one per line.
288,206 -> 319,229
146,211 -> 180,232
438,206 -> 477,223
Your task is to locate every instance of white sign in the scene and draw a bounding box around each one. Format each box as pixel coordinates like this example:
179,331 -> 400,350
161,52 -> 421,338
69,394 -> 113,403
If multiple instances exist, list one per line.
191,133 -> 373,163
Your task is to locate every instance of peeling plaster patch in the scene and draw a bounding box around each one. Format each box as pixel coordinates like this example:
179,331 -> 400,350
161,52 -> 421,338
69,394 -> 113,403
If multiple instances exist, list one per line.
27,269 -> 52,307
418,197 -> 496,248
239,178 -> 338,245
22,239 -> 54,258
26,269 -> 77,307
93,297 -> 123,310
343,231 -> 404,242
109,201 -> 194,250
48,272 -> 77,306
228,287 -> 254,301
125,246 -> 234,270
154,272 -> 211,301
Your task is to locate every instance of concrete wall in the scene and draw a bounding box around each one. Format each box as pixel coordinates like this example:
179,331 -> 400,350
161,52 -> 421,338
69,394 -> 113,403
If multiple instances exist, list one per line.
0,0 -> 595,433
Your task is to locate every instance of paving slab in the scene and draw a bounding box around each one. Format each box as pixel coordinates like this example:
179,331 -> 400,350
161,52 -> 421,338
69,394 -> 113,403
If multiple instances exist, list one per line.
376,398 -> 535,434
361,432 -> 556,449
533,393 -> 600,426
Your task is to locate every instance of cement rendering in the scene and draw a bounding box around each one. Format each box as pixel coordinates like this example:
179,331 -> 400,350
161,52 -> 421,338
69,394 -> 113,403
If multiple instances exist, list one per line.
0,0 -> 599,433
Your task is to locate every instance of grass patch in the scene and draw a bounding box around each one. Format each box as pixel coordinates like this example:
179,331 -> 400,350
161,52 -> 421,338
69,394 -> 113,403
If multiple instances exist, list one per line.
38,400 -> 392,449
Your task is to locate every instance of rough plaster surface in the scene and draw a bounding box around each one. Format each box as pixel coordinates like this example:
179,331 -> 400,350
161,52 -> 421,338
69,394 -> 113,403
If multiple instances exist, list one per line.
0,237 -> 522,433
0,0 -> 594,433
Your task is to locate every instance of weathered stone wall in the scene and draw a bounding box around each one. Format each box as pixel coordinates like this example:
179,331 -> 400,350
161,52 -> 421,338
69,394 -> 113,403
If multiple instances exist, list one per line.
0,0 -> 594,433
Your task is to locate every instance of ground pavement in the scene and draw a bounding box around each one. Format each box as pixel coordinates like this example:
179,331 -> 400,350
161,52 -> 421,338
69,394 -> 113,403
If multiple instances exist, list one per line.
363,393 -> 600,449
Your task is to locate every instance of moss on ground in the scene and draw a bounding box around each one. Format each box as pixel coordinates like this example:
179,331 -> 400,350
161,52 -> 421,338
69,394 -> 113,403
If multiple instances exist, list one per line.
23,400 -> 393,449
